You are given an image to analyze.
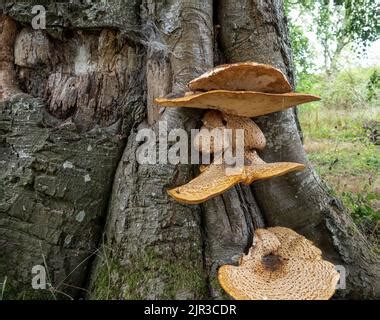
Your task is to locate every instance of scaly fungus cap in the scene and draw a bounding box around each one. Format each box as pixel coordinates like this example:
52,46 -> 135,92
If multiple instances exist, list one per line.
193,110 -> 229,154
242,150 -> 305,185
193,126 -> 230,155
194,110 -> 266,154
154,90 -> 320,118
167,161 -> 242,204
167,150 -> 305,204
188,62 -> 292,93
218,227 -> 340,300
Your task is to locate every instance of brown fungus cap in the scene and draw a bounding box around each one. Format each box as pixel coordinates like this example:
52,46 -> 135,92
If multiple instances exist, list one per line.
198,164 -> 209,173
193,126 -> 230,155
194,110 -> 228,154
224,113 -> 266,151
218,227 -> 340,300
242,150 -> 305,185
167,162 -> 242,204
188,62 -> 292,93
154,90 -> 320,118
167,150 -> 305,204
201,109 -> 226,129
194,111 -> 266,154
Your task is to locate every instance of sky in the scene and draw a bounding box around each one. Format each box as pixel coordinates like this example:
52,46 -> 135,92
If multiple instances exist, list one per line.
363,39 -> 380,67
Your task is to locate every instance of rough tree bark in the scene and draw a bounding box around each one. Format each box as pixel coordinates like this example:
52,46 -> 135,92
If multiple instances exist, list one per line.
0,1 -> 143,299
0,0 -> 378,300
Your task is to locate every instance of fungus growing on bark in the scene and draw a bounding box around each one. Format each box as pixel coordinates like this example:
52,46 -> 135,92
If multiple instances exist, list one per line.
194,110 -> 266,154
188,62 -> 292,93
242,150 -> 304,185
167,162 -> 242,204
0,15 -> 20,102
167,150 -> 304,204
156,62 -> 312,204
155,90 -> 320,118
193,126 -> 230,155
218,227 -> 340,300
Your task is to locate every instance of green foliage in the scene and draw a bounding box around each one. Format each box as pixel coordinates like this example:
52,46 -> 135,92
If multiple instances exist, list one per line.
344,191 -> 379,223
341,191 -> 380,244
308,142 -> 379,175
299,67 -> 380,110
284,0 -> 315,14
295,73 -> 319,93
298,66 -> 380,246
342,0 -> 379,49
285,0 -> 379,75
285,0 -> 316,84
289,24 -> 315,79
320,69 -> 375,109
367,70 -> 380,102
316,0 -> 378,70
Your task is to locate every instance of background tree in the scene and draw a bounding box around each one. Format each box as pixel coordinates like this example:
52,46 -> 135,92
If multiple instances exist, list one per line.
285,0 -> 379,75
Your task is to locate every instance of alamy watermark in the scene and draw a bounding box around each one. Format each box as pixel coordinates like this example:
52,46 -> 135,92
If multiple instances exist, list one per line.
335,265 -> 346,290
28,264 -> 346,293
31,5 -> 46,30
135,121 -> 245,175
31,265 -> 46,289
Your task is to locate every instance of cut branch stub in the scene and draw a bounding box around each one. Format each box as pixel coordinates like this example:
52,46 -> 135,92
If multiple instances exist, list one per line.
188,62 -> 292,93
167,150 -> 304,204
0,15 -> 21,102
155,90 -> 320,118
218,227 -> 340,300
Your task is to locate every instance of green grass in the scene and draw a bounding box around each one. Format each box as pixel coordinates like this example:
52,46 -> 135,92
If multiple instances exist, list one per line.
298,67 -> 380,245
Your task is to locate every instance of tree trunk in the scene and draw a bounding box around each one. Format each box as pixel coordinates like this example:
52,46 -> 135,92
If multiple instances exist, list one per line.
0,0 -> 378,300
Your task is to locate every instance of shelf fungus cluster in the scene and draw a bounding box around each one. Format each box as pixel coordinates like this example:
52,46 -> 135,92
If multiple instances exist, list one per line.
218,227 -> 340,300
155,63 -> 336,300
155,62 -> 316,204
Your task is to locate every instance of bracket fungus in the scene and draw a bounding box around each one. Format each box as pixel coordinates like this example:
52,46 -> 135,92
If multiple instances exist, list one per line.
218,227 -> 340,300
168,161 -> 243,205
155,62 -> 320,118
155,62 -> 315,204
242,150 -> 304,185
167,150 -> 304,204
155,90 -> 320,118
188,62 -> 292,93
